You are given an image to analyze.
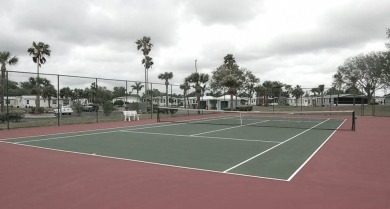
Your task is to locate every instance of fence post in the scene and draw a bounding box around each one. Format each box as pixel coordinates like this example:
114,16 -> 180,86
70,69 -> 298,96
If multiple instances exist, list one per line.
57,75 -> 60,126
330,92 -> 332,115
6,71 -> 9,130
361,87 -> 364,116
372,90 -> 376,116
95,78 -> 99,123
300,96 -> 303,113
150,83 -> 153,119
125,81 -> 128,108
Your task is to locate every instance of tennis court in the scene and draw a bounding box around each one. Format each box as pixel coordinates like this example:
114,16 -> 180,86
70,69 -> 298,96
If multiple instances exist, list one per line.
4,108 -> 354,181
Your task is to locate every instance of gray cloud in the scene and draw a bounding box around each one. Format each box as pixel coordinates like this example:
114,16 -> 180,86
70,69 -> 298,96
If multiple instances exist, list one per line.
5,0 -> 181,53
183,0 -> 265,26
263,1 -> 390,57
1,0 -> 389,93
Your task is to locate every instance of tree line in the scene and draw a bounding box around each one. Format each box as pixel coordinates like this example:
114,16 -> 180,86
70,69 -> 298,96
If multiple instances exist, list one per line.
2,77 -> 150,108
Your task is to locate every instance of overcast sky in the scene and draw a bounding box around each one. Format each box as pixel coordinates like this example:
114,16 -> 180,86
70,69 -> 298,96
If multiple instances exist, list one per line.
1,0 -> 390,94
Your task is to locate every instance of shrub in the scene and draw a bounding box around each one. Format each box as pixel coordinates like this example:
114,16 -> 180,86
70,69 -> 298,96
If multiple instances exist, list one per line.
236,105 -> 253,111
146,104 -> 158,113
0,112 -> 25,123
114,100 -> 124,107
126,102 -> 140,111
103,102 -> 114,116
30,107 -> 45,114
72,102 -> 84,116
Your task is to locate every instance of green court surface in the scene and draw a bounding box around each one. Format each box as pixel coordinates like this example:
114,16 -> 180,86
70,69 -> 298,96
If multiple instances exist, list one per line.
6,116 -> 346,181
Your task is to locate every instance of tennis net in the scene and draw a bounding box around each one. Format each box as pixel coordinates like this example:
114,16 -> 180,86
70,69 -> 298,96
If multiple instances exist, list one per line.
156,107 -> 356,131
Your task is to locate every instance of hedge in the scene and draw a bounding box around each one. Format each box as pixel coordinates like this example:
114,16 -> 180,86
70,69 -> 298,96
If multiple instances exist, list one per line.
0,112 -> 25,123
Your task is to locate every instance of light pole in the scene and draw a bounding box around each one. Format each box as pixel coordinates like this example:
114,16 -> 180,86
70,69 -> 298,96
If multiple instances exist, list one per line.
195,59 -> 198,73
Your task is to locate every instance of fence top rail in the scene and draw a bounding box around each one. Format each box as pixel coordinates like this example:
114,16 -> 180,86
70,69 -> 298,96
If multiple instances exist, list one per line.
7,70 -> 182,87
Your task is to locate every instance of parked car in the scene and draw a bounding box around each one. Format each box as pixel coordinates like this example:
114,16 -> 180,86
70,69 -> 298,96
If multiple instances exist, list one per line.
54,106 -> 73,115
83,104 -> 99,112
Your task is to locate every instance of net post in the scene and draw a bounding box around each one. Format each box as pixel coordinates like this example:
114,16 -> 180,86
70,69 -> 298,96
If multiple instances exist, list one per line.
352,111 -> 356,131
240,112 -> 243,125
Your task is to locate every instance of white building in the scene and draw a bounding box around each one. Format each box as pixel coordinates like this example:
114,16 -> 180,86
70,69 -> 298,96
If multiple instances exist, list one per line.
383,94 -> 390,105
112,95 -> 141,104
179,95 -> 251,110
11,95 -> 72,108
2,96 -> 16,107
287,97 -> 313,106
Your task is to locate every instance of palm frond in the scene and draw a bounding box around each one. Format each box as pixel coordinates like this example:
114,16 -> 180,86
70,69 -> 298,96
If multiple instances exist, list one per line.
8,56 -> 18,65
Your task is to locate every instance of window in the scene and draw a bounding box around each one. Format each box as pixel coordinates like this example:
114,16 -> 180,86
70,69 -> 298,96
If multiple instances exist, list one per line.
52,100 -> 57,104
26,100 -> 29,104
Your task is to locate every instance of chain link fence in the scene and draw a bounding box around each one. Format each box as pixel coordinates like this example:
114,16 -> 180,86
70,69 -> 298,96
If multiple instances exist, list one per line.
0,71 -> 185,130
251,87 -> 390,117
1,71 -> 389,130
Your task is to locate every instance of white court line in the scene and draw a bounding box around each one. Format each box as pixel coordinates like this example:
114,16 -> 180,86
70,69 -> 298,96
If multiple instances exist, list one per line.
223,119 -> 331,173
124,116 -> 235,131
14,130 -> 121,144
190,120 -> 270,136
1,141 -> 288,182
120,130 -> 280,144
286,119 -> 347,181
1,122 -> 158,141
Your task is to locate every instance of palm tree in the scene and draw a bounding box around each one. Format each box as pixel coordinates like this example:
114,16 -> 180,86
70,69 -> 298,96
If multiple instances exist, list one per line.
254,85 -> 266,106
186,72 -> 209,110
27,41 -> 51,114
222,75 -> 243,110
224,54 -> 236,69
135,36 -> 153,93
158,72 -> 173,106
180,81 -> 190,108
262,81 -> 274,106
223,54 -> 243,110
83,88 -> 94,104
291,85 -> 304,106
333,71 -> 344,106
42,84 -> 57,108
73,88 -> 84,100
310,87 -> 319,106
243,69 -> 260,103
131,82 -> 144,95
0,51 -> 18,112
59,87 -> 73,105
